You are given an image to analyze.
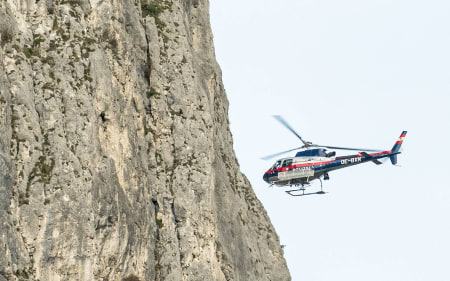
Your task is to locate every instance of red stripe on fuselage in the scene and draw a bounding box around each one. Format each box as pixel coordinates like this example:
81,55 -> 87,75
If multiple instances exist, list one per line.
369,150 -> 392,156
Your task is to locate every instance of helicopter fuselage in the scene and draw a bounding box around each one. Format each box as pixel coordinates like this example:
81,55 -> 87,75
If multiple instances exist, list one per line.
263,148 -> 400,187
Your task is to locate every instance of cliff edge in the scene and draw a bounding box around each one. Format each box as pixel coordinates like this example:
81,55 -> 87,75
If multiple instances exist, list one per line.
0,0 -> 290,280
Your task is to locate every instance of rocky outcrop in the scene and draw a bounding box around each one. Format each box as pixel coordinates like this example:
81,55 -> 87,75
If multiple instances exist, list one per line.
0,0 -> 290,280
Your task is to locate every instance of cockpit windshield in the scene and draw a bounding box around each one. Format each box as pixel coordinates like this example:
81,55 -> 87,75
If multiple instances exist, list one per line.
270,160 -> 282,170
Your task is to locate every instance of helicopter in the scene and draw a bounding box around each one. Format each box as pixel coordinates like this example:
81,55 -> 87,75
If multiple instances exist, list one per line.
262,116 -> 407,196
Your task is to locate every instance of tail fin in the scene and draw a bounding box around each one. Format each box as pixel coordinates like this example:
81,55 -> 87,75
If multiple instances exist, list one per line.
390,131 -> 407,165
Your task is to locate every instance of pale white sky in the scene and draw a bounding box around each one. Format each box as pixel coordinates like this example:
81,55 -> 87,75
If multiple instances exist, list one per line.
210,1 -> 450,280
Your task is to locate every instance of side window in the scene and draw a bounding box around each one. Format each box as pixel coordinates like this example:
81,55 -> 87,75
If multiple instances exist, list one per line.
282,159 -> 292,167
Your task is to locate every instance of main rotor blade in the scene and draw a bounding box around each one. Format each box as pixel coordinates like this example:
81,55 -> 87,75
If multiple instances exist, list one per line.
273,115 -> 307,145
313,144 -> 381,152
261,146 -> 303,161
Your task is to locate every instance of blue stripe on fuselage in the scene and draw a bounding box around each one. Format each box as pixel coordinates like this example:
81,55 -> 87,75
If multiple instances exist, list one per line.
313,152 -> 393,174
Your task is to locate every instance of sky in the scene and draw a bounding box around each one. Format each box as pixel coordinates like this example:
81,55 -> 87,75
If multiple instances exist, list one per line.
210,1 -> 450,280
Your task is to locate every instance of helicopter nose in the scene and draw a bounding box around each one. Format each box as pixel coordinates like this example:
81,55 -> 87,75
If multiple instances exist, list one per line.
263,172 -> 269,183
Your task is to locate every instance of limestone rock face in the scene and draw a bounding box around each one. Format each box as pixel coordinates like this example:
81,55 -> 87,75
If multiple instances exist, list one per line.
0,0 -> 290,280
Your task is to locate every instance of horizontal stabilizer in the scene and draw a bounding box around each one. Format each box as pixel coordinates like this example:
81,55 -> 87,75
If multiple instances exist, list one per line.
371,159 -> 383,165
361,152 -> 383,165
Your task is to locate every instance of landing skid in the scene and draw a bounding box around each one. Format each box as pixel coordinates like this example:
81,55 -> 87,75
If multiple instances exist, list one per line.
286,190 -> 327,196
285,178 -> 326,197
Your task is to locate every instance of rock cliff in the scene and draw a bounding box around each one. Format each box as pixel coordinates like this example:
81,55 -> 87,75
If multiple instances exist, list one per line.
0,0 -> 290,280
